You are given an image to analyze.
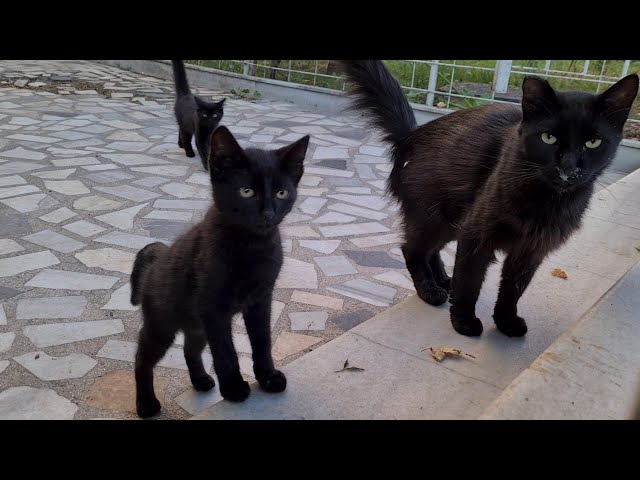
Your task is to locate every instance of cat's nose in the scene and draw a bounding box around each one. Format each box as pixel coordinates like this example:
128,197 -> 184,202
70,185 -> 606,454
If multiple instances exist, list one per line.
262,210 -> 275,222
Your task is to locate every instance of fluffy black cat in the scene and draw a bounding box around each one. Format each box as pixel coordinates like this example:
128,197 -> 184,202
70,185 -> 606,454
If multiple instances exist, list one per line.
341,60 -> 638,338
130,126 -> 310,418
172,59 -> 225,170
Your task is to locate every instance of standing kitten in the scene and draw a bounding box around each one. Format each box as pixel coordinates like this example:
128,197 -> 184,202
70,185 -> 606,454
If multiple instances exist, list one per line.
341,60 -> 638,338
172,59 -> 225,170
130,126 -> 310,418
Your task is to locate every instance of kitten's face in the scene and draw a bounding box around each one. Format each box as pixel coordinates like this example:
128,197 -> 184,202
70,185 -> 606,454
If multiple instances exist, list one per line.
196,98 -> 225,129
208,126 -> 309,233
520,74 -> 638,193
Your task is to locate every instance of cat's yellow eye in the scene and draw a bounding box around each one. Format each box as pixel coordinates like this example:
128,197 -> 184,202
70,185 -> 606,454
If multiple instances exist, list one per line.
239,187 -> 254,198
585,138 -> 602,149
276,190 -> 289,199
541,132 -> 557,145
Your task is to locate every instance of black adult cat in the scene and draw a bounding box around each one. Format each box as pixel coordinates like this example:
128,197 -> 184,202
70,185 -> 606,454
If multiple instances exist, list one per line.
341,60 -> 638,338
130,126 -> 309,418
172,59 -> 225,170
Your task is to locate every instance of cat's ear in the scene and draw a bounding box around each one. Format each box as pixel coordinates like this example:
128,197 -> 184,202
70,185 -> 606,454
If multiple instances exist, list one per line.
216,98 -> 226,109
597,74 -> 639,130
276,135 -> 309,183
521,76 -> 557,121
209,126 -> 244,175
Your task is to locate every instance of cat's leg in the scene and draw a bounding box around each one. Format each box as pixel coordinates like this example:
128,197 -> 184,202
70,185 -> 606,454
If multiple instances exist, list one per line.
449,237 -> 494,336
195,134 -> 210,171
243,295 -> 286,393
179,128 -> 195,157
492,252 -> 543,337
402,238 -> 449,306
183,329 -> 215,391
202,312 -> 250,402
429,250 -> 451,292
134,320 -> 176,418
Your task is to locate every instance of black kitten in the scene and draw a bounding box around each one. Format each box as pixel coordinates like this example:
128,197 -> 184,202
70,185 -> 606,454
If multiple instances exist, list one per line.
342,60 -> 638,338
131,126 -> 310,418
172,59 -> 225,170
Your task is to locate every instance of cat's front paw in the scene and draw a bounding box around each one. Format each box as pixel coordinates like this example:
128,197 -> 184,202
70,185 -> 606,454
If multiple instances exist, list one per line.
191,373 -> 216,392
493,314 -> 528,337
435,275 -> 452,292
257,370 -> 287,393
450,314 -> 483,336
220,378 -> 250,402
416,283 -> 449,306
136,396 -> 161,419
185,150 -> 195,158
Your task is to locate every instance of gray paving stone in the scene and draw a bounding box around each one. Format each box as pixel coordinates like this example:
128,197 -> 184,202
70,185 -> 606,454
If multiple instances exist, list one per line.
16,295 -> 87,319
305,167 -> 353,178
94,203 -> 147,230
312,212 -> 357,224
0,386 -> 78,420
73,195 -> 122,211
23,319 -> 124,347
349,233 -> 402,248
31,168 -> 76,180
313,255 -> 358,277
355,164 -> 377,180
298,239 -> 341,254
75,247 -> 135,274
51,157 -> 100,167
0,146 -> 46,161
25,269 -> 119,290
275,257 -> 318,289
94,231 -> 159,250
0,360 -> 8,374
142,219 -> 190,240
101,283 -> 138,311
43,180 -> 89,196
317,159 -> 347,170
0,185 -> 40,199
96,339 -> 212,371
0,250 -> 60,278
102,153 -> 169,166
0,332 -> 16,353
329,309 -> 375,331
105,141 -> 153,152
344,250 -> 405,268
0,285 -> 22,300
327,194 -> 388,210
281,225 -> 319,238
153,199 -> 210,210
132,176 -> 170,188
0,175 -> 27,187
282,213 -> 312,225
290,290 -> 343,310
144,210 -> 192,221
312,146 -> 350,160
373,271 -> 415,291
272,332 -> 321,361
13,351 -> 98,381
298,197 -> 327,215
160,182 -> 210,199
289,311 -> 328,331
81,164 -> 119,171
62,220 -> 106,237
94,185 -> 160,202
83,170 -> 135,184
0,304 -> 5,325
1,193 -> 54,213
318,222 -> 389,238
327,279 -> 397,307
22,229 -> 86,253
0,211 -> 33,236
0,239 -> 24,256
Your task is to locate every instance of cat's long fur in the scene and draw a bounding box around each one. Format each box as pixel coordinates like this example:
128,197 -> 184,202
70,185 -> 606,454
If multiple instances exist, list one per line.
131,126 -> 309,418
341,60 -> 638,338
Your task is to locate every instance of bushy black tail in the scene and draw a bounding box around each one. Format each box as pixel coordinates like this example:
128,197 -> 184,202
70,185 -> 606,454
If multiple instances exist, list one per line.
130,242 -> 167,306
172,60 -> 191,97
339,60 -> 417,196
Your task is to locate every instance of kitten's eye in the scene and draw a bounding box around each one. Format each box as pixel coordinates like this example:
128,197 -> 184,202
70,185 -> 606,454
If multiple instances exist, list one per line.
541,132 -> 557,145
276,190 -> 289,199
212,114 -> 217,118
585,138 -> 602,149
239,187 -> 255,198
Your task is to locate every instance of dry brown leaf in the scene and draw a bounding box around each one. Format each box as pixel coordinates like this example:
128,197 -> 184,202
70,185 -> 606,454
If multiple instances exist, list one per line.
426,347 -> 476,362
551,268 -> 568,279
334,359 -> 365,373
635,245 -> 640,252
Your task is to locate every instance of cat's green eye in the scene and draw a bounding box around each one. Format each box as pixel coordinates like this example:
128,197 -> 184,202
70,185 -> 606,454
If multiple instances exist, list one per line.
276,190 -> 289,199
585,138 -> 602,149
541,132 -> 557,145
239,187 -> 255,198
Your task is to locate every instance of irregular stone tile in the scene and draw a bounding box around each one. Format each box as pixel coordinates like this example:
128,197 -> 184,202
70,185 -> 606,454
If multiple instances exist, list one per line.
144,210 -> 192,221
355,164 -> 377,180
282,213 -> 312,225
81,164 -> 119,171
106,130 -> 148,141
376,163 -> 393,173
23,319 -> 124,347
275,257 -> 318,289
0,161 -> 44,175
83,170 -> 134,184
0,146 -> 46,161
13,351 -> 97,381
62,220 -> 106,237
0,386 -> 78,420
49,130 -> 94,141
327,279 -> 397,307
330,309 -> 375,331
0,239 -> 24,256
8,134 -> 62,144
175,386 -> 223,416
300,175 -> 322,187
132,165 -> 189,177
314,255 -> 358,277
0,211 -> 32,236
102,154 -> 169,166
327,194 -> 388,210
73,195 -> 122,211
76,124 -> 114,134
0,285 -> 22,300
282,238 -> 292,254
298,197 -> 327,215
0,360 -> 8,375
0,185 -> 40,199
312,212 -> 357,224
369,180 -> 387,189
0,332 -> 15,352
327,203 -> 389,220
153,199 -> 210,210
344,250 -> 405,268
232,332 -> 252,355
94,185 -> 160,202
38,207 -> 77,224
1,193 -> 54,213
390,247 -> 403,257
142,219 -> 191,240
97,340 -> 212,371
271,300 -> 285,329
94,231 -> 159,250
272,332 -> 321,361
132,176 -> 169,188
298,239 -> 341,254
75,248 -> 136,274
0,251 -> 60,278
104,141 -> 153,152
26,269 -> 119,290
281,225 -> 319,238
31,168 -> 76,180
0,305 -> 6,325
290,290 -> 343,310
305,166 -> 354,178
101,120 -> 143,130
354,154 -> 385,164
318,222 -> 389,238
312,146 -> 349,160
16,295 -> 88,319
51,157 -> 100,167
289,311 -> 328,331
160,182 -> 210,199
94,203 -> 147,230
373,271 -> 415,291
315,134 -> 361,147
22,229 -> 86,253
101,283 -> 138,311
297,187 -> 328,197
84,369 -> 169,414
335,187 -> 372,194
0,175 -> 27,188
349,233 -> 403,248
43,180 -> 90,195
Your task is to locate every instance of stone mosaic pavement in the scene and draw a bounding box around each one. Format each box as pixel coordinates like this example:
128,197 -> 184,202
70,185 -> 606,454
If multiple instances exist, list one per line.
0,60 -> 434,419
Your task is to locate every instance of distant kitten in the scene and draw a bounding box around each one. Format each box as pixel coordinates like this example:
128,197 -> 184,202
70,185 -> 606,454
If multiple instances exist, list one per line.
172,59 -> 225,170
130,126 -> 310,418
342,60 -> 638,338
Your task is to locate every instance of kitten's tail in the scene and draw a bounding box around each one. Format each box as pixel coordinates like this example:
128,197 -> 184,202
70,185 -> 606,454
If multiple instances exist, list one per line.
171,60 -> 191,97
339,60 -> 417,197
130,242 -> 167,306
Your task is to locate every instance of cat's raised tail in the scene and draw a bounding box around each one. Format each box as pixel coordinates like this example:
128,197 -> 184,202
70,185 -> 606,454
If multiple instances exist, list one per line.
339,60 -> 417,195
171,59 -> 191,97
130,242 -> 168,306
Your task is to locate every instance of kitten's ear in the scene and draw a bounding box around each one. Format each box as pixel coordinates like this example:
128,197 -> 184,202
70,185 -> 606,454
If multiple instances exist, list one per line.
597,74 -> 639,129
209,126 -> 244,175
521,76 -> 557,120
276,135 -> 309,183
216,98 -> 226,108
